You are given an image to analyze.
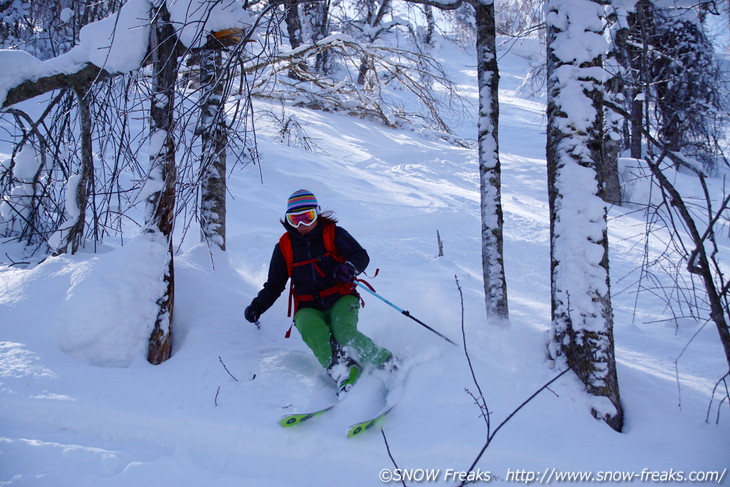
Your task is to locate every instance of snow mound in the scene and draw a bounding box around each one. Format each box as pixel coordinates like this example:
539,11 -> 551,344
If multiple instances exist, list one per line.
55,235 -> 168,367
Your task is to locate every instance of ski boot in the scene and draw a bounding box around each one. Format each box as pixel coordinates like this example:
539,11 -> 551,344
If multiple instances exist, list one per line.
377,353 -> 400,373
327,357 -> 361,396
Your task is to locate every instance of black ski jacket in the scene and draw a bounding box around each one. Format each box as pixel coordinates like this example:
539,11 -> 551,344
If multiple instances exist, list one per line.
251,223 -> 369,314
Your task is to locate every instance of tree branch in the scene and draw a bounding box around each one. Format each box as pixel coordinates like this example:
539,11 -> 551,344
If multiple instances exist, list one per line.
403,0 -> 465,10
2,63 -> 113,110
459,368 -> 571,487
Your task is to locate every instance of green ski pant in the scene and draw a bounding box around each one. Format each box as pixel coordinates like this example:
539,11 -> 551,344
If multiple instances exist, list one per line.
294,294 -> 391,369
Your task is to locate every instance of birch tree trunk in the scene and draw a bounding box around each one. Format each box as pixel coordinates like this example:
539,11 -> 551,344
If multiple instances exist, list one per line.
302,0 -> 330,73
199,40 -> 227,251
471,0 -> 509,322
602,6 -> 630,206
398,0 -> 508,320
356,0 -> 391,86
284,0 -> 304,49
64,86 -> 94,254
545,0 -> 623,431
284,0 -> 307,79
627,0 -> 652,159
146,0 -> 178,365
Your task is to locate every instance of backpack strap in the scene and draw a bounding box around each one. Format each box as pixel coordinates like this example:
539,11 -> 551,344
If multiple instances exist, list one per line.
279,232 -> 294,275
321,224 -> 344,263
278,232 -> 297,323
278,224 -> 351,333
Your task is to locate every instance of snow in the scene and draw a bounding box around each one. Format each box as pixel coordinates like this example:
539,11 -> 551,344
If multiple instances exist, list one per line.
59,8 -> 74,24
55,234 -> 168,367
0,0 -> 253,106
1,25 -> 729,487
0,0 -> 151,107
77,0 -> 150,73
8,146 -> 39,180
167,0 -> 253,49
546,0 -> 606,64
64,174 -> 82,221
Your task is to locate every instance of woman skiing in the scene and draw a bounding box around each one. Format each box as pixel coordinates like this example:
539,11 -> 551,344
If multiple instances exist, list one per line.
244,189 -> 396,394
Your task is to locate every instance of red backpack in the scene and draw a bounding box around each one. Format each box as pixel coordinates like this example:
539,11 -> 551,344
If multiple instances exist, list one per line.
278,224 -> 356,336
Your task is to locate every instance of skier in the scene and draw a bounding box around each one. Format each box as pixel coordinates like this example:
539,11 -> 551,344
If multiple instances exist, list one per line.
244,189 -> 397,394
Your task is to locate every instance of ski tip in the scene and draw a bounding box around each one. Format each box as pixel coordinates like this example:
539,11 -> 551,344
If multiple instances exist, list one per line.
279,414 -> 310,427
346,408 -> 392,438
278,408 -> 327,427
346,420 -> 376,438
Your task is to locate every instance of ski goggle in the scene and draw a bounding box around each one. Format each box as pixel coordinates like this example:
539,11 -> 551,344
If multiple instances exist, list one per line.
286,208 -> 318,228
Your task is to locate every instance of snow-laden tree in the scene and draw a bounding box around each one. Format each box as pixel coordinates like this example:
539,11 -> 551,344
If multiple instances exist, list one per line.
472,0 -> 509,322
402,0 -> 509,322
0,0 -> 124,59
601,2 -> 629,206
198,37 -> 229,252
0,0 -> 251,364
545,0 -> 623,431
144,0 -> 179,364
649,7 -> 721,170
610,0 -> 723,171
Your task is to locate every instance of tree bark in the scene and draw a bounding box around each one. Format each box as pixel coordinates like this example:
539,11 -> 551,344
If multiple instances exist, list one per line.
601,88 -> 623,206
602,16 -> 627,206
2,63 -> 112,110
545,0 -> 623,432
65,85 -> 94,254
284,0 -> 304,49
145,0 -> 179,365
356,0 -> 391,86
302,0 -> 330,73
199,40 -> 227,251
470,0 -> 509,322
627,0 -> 653,159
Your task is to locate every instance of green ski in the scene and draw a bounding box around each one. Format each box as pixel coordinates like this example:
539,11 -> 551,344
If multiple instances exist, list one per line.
345,365 -> 409,438
345,404 -> 396,437
279,362 -> 361,428
279,402 -> 338,427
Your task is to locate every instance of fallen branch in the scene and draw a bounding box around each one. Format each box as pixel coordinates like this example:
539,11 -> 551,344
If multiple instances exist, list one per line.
218,355 -> 239,382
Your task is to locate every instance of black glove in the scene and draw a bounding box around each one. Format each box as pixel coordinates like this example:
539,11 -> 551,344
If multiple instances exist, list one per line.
334,262 -> 357,283
244,304 -> 262,323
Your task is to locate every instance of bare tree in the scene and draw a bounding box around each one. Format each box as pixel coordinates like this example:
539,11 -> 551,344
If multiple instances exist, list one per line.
145,0 -> 179,365
382,0 -> 509,321
646,153 -> 730,372
63,85 -> 94,254
606,97 -> 730,374
471,0 -> 509,321
198,35 -> 229,251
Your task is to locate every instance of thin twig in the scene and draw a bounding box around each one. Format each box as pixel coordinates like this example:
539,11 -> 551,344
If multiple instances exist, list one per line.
218,355 -> 239,382
458,368 -> 571,487
380,428 -> 407,487
453,274 -> 572,485
455,275 -> 490,432
706,372 -> 730,424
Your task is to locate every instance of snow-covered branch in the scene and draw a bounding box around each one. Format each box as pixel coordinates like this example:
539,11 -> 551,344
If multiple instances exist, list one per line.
0,0 -> 151,109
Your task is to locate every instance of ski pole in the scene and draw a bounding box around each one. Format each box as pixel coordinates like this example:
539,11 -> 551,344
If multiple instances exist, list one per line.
354,280 -> 457,346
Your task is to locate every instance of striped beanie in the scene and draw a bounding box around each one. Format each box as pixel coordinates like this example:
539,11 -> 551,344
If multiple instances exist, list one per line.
286,189 -> 318,214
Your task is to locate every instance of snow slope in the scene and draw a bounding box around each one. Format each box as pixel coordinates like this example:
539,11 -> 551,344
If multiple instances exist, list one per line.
1,38 -> 728,486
